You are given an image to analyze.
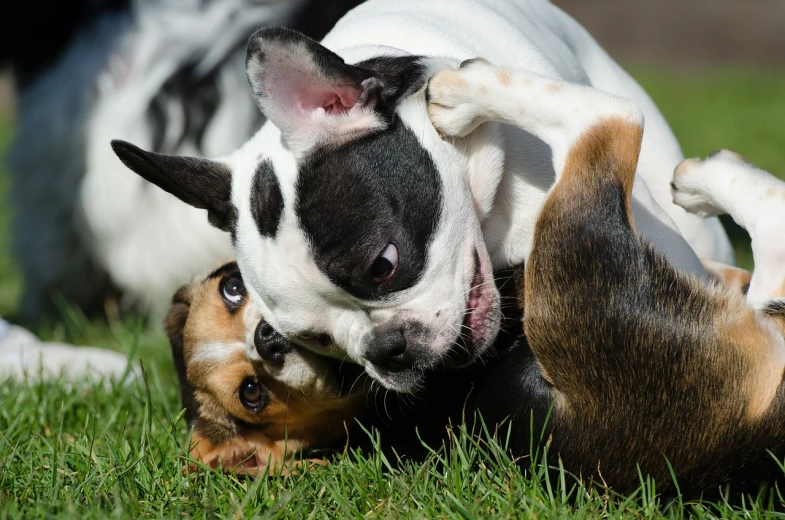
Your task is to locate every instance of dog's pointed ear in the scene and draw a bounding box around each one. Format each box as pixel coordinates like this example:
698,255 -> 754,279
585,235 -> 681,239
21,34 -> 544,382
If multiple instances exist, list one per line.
111,140 -> 237,232
245,28 -> 387,153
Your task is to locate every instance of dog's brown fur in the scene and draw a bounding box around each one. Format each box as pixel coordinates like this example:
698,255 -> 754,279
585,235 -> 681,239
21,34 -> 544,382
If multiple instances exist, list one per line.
165,263 -> 368,474
522,116 -> 785,494
701,259 -> 752,296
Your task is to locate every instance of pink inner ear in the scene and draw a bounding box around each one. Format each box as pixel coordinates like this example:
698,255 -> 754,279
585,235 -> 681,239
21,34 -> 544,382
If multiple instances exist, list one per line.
302,85 -> 362,115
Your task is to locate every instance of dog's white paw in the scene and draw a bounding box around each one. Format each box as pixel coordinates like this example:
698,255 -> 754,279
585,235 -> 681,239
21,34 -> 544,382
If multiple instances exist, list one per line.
671,158 -> 723,217
671,150 -> 748,217
427,59 -> 497,137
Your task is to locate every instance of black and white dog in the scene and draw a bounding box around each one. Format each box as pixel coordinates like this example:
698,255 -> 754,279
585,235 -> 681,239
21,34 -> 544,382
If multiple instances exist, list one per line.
113,0 -> 734,392
3,0 -> 363,322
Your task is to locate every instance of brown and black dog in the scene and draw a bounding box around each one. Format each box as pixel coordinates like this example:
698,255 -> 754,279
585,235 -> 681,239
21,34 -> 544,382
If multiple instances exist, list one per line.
427,59 -> 785,496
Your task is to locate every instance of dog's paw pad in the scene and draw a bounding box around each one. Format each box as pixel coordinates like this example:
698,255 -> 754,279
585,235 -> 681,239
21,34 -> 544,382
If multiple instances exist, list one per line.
427,63 -> 497,137
671,157 -> 725,217
426,71 -> 482,136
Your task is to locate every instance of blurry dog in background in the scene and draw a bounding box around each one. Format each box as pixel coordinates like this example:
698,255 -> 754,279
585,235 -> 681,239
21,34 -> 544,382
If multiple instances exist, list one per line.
1,0 -> 363,324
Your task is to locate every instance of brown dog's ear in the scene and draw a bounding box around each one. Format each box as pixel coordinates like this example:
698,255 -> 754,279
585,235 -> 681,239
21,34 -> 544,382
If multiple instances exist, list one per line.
165,285 -> 200,425
188,430 -> 326,475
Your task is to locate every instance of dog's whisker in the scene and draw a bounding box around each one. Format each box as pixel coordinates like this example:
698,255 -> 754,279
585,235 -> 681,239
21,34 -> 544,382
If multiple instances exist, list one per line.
347,370 -> 367,397
383,388 -> 392,421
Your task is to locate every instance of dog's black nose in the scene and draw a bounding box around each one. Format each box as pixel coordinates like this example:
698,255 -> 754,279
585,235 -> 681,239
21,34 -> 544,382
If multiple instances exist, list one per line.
365,328 -> 413,372
254,320 -> 292,363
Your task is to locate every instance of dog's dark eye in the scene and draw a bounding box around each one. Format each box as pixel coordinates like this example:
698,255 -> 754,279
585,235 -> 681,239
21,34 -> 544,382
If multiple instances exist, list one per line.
370,243 -> 398,283
239,377 -> 267,412
221,275 -> 246,306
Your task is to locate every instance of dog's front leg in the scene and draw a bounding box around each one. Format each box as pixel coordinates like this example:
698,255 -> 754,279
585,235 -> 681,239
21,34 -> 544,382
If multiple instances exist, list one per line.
427,59 -> 643,186
427,59 -> 712,277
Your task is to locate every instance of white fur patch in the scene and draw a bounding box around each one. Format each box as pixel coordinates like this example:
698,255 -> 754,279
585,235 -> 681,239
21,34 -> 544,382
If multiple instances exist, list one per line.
190,341 -> 246,365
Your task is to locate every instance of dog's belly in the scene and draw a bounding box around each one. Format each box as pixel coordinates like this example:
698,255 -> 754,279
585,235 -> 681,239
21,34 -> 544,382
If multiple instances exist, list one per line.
324,0 -> 733,272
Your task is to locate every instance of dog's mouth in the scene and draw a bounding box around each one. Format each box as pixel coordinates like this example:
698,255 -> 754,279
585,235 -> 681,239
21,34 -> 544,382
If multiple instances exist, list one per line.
454,250 -> 496,365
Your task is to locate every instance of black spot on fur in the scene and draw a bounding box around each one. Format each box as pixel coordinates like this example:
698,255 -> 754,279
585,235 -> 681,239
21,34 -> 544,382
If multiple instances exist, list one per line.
296,116 -> 442,301
250,159 -> 284,238
354,56 -> 428,119
147,61 -> 224,155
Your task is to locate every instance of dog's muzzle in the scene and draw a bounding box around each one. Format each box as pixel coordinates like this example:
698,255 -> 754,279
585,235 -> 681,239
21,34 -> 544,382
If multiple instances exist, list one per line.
254,320 -> 293,363
365,327 -> 413,372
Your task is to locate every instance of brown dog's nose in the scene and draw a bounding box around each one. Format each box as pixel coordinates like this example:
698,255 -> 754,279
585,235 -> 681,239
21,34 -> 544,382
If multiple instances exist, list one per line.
365,328 -> 414,372
254,321 -> 292,363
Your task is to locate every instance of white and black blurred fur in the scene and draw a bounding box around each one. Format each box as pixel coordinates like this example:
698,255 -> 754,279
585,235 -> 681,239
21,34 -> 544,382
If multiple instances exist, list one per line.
2,0 -> 363,322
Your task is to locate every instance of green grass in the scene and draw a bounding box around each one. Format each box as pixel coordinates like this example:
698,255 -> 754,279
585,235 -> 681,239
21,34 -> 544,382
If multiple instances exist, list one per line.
3,374 -> 785,518
2,67 -> 785,517
0,110 -> 20,316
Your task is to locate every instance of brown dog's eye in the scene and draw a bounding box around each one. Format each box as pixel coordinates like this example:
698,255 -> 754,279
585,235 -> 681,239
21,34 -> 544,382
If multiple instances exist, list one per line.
239,377 -> 267,412
221,275 -> 246,307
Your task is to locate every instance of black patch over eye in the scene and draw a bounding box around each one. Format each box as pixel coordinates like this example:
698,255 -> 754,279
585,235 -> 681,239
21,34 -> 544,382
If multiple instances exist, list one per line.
220,274 -> 246,308
296,115 -> 442,301
370,243 -> 398,283
239,376 -> 268,412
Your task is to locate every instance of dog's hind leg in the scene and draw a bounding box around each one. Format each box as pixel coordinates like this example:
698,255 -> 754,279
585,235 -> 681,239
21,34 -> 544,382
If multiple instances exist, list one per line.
672,151 -> 785,304
516,83 -> 646,408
